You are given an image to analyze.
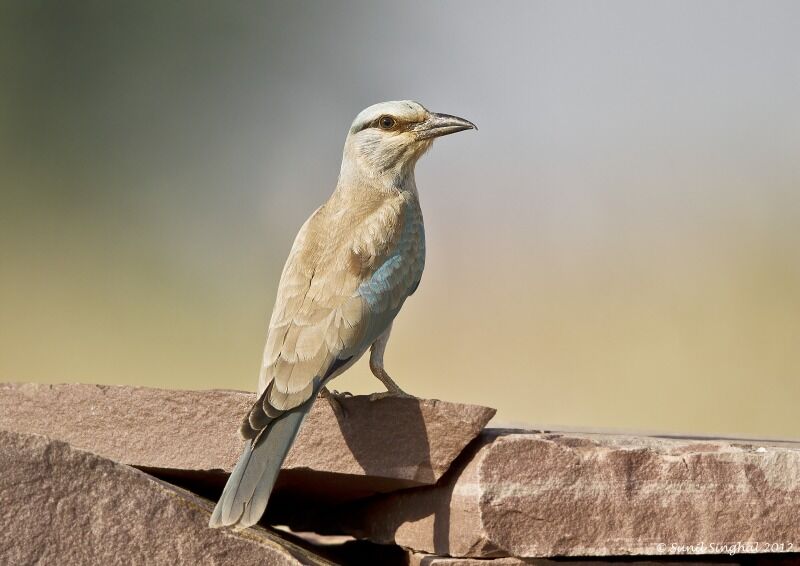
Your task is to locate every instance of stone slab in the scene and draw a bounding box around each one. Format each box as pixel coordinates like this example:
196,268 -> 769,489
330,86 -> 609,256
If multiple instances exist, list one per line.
0,430 -> 333,566
325,430 -> 800,558
0,382 -> 495,501
406,555 -> 744,565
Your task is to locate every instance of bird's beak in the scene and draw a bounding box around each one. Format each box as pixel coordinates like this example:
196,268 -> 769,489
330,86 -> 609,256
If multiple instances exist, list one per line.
414,112 -> 477,140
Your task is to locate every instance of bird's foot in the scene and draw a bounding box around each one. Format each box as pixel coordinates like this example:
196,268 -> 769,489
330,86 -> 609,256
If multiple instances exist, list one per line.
319,387 -> 351,419
369,365 -> 414,401
368,389 -> 416,402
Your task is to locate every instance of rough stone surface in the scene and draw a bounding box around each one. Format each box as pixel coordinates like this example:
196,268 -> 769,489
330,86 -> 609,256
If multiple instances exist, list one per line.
0,382 -> 495,500
5,382 -> 798,563
407,554 -> 534,565
326,430 -> 800,559
406,555 -> 743,565
0,430 -> 333,566
407,554 -> 532,565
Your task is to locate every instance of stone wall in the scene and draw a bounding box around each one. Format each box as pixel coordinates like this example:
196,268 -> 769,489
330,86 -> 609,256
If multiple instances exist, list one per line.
1,383 -> 798,565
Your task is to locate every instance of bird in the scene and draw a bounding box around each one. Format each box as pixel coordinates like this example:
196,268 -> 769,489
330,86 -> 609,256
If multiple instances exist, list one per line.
209,100 -> 476,529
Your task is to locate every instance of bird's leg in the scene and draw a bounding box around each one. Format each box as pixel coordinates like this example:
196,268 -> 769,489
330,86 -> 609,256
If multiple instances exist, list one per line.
318,386 -> 351,419
368,323 -> 414,400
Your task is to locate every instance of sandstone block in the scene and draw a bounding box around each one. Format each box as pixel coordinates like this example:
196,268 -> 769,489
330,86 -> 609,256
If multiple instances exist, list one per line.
0,430 -> 333,565
0,383 -> 495,501
406,554 -> 740,565
330,430 -> 800,558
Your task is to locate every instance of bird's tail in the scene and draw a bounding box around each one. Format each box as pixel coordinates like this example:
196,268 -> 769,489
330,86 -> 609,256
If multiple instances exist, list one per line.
208,399 -> 313,529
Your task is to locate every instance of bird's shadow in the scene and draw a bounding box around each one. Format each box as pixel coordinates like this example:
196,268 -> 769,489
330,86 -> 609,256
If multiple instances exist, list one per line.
330,394 -> 458,557
266,392 -> 474,559
331,394 -> 436,486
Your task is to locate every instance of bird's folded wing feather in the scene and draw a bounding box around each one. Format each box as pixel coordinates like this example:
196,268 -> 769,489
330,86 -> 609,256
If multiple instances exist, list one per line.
244,191 -> 423,435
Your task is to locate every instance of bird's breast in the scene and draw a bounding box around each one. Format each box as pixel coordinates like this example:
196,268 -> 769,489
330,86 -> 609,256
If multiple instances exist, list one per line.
350,195 -> 423,308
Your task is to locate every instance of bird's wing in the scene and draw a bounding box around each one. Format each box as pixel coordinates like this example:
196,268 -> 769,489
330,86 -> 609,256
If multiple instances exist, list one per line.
240,191 -> 424,437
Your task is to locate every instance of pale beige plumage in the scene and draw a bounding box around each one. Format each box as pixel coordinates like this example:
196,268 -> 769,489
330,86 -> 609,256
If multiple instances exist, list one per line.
210,100 -> 475,529
261,187 -> 424,410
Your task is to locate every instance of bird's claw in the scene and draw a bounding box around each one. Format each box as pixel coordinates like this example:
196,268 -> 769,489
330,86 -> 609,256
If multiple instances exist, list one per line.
319,387 -> 350,419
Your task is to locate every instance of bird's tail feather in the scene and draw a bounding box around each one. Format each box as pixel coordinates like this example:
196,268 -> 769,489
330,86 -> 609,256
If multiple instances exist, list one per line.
208,399 -> 313,529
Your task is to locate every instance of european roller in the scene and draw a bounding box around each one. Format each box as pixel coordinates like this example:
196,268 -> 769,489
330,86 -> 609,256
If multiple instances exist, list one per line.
209,100 -> 476,529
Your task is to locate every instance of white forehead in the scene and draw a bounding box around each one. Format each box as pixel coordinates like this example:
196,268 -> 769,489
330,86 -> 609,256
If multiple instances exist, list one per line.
350,100 -> 428,132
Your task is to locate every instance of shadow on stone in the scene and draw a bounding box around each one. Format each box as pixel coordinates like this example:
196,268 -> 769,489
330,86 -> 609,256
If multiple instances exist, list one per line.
331,395 -> 436,484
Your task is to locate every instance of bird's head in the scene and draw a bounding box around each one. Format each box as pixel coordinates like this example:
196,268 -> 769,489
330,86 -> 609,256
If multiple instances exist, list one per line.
340,100 -> 476,187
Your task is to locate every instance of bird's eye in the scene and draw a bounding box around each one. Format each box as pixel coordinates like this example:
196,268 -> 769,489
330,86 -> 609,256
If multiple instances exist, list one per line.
378,115 -> 396,130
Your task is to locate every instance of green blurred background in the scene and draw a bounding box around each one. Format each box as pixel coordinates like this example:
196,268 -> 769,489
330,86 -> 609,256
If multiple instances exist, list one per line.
1,1 -> 798,437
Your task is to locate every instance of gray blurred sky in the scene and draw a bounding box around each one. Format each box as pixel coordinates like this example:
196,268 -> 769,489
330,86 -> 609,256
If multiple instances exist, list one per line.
1,1 -> 799,436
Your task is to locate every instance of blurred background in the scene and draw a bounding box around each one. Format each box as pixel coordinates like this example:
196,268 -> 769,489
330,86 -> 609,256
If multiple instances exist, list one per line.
1,1 -> 798,437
